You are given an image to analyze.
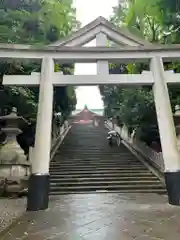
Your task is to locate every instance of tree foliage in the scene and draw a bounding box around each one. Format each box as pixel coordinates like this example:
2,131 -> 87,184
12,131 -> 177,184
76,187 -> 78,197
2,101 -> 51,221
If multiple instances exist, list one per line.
100,0 -> 180,145
0,0 -> 79,121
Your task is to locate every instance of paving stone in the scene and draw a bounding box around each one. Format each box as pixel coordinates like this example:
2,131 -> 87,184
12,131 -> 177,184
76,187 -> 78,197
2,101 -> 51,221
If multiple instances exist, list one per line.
1,193 -> 180,240
0,198 -> 26,233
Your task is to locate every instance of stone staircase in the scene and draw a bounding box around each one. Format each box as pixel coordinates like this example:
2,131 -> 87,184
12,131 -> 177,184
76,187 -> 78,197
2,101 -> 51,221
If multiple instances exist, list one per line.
50,123 -> 166,195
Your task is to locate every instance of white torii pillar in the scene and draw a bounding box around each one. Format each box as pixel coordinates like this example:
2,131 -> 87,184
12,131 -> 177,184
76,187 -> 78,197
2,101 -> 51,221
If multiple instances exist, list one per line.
151,56 -> 180,205
26,57 -> 54,211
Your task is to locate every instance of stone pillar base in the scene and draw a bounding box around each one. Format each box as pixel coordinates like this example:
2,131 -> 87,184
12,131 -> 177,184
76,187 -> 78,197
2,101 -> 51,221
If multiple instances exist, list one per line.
27,174 -> 50,211
165,171 -> 180,206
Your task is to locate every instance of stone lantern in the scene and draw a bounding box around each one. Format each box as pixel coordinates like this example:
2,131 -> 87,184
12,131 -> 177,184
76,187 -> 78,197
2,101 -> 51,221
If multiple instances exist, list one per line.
0,107 -> 29,164
174,105 -> 180,151
0,107 -> 30,195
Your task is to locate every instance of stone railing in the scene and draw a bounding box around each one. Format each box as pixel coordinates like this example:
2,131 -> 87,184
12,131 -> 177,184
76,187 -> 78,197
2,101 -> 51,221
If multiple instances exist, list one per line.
51,120 -> 70,159
106,120 -> 165,172
29,120 -> 70,163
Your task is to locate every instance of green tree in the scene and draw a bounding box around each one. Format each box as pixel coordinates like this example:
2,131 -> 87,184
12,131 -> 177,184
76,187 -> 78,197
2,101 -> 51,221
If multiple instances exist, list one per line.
0,0 -> 80,120
100,0 -> 180,146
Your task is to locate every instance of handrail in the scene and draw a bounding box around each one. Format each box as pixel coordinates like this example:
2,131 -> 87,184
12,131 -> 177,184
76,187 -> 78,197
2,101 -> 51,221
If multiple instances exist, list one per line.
106,120 -> 165,172
50,122 -> 71,161
51,122 -> 68,154
29,121 -> 70,163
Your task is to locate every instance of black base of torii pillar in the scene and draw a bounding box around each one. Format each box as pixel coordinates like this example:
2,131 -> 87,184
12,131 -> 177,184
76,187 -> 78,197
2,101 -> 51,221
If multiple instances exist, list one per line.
27,174 -> 50,211
165,171 -> 180,206
165,105 -> 180,206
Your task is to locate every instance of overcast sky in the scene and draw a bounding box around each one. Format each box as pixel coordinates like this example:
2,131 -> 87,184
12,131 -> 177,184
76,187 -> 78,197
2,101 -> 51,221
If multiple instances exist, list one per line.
73,0 -> 118,109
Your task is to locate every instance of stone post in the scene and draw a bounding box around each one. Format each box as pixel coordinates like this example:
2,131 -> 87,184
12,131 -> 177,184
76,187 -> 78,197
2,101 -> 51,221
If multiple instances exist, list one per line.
150,56 -> 180,205
27,58 -> 54,211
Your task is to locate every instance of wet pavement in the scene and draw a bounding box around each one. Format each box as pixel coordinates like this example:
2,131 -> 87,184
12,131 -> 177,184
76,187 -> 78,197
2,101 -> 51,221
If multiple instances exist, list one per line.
2,193 -> 180,240
0,198 -> 26,233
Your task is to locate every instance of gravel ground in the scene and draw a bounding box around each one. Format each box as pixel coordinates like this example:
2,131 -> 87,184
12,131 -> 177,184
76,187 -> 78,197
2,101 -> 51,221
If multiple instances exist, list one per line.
0,198 -> 26,233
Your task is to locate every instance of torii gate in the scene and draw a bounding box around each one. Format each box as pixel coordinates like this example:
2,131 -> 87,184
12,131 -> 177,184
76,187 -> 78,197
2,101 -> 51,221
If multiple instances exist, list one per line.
3,17 -> 180,211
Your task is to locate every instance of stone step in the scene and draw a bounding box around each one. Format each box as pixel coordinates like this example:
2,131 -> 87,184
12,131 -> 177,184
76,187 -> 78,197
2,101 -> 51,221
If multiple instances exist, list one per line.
60,142 -> 115,144
50,172 -> 155,178
52,158 -> 139,163
50,124 -> 165,195
52,157 -> 138,160
58,147 -> 129,150
50,180 -> 161,186
63,140 -> 108,142
51,159 -> 140,162
50,169 -> 150,174
50,163 -> 142,167
60,146 -> 120,148
56,148 -> 132,152
55,154 -> 134,158
57,152 -> 129,155
56,152 -> 135,155
51,161 -> 140,165
65,136 -> 108,138
58,147 -> 126,150
50,166 -> 146,170
50,189 -> 167,195
54,157 -> 137,161
50,184 -> 165,191
55,152 -> 136,155
60,152 -> 133,154
60,146 -> 118,149
56,157 -> 136,160
50,176 -> 158,181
